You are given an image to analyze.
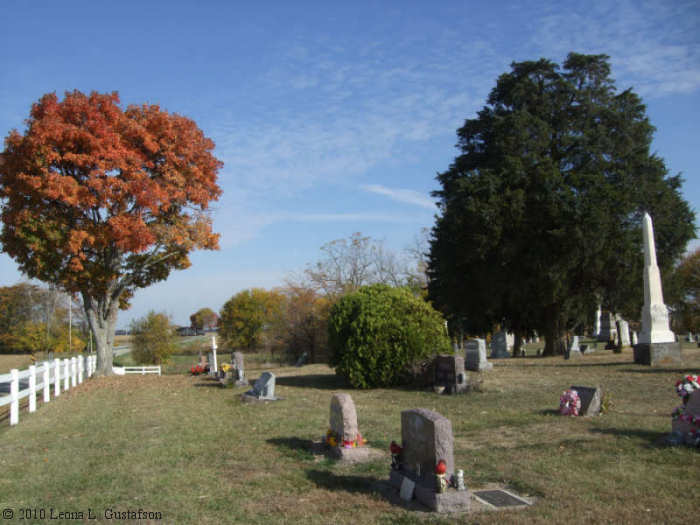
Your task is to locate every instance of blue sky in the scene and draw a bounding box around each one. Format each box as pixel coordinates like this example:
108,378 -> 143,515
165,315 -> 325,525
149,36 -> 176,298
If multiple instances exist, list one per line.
1,0 -> 699,329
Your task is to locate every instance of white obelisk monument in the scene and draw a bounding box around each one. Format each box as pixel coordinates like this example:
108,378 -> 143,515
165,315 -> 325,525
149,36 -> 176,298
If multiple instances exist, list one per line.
593,305 -> 601,338
634,212 -> 681,365
638,212 -> 675,344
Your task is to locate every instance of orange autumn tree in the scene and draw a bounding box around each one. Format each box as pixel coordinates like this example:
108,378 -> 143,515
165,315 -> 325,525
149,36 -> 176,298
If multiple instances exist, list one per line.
0,91 -> 222,374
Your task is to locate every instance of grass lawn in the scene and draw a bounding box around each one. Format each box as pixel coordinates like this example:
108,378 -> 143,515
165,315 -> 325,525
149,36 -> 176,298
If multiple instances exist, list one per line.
0,347 -> 698,524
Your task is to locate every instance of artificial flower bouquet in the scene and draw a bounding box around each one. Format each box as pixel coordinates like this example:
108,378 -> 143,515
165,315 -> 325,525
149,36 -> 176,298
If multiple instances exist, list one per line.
325,429 -> 367,448
559,389 -> 581,416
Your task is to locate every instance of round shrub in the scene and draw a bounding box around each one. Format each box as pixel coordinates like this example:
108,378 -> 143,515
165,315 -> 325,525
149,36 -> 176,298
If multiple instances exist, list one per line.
328,284 -> 450,388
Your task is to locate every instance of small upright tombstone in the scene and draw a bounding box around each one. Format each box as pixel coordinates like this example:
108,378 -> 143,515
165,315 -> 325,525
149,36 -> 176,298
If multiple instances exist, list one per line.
433,355 -> 467,394
232,351 -> 248,386
490,331 -> 510,358
671,389 -> 700,444
506,332 -> 515,351
241,372 -> 278,402
564,336 -> 582,360
598,311 -> 618,343
619,320 -> 631,347
686,332 -> 695,343
295,352 -> 309,367
326,393 -> 370,462
465,339 -> 492,371
631,331 -> 638,345
389,409 -> 470,512
570,385 -> 602,416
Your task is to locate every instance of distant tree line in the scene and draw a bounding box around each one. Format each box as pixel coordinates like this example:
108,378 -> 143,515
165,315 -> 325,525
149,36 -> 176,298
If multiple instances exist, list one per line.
0,282 -> 85,354
215,232 -> 430,364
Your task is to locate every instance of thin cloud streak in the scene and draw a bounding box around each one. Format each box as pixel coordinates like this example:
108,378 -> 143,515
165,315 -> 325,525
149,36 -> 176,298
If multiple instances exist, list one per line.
361,184 -> 436,209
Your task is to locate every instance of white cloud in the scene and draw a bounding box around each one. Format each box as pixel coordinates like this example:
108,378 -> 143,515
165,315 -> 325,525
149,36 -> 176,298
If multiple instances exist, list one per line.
361,184 -> 436,209
526,0 -> 700,98
205,1 -> 700,207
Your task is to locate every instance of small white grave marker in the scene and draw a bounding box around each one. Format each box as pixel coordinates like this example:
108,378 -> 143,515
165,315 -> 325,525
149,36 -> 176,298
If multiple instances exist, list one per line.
209,336 -> 218,375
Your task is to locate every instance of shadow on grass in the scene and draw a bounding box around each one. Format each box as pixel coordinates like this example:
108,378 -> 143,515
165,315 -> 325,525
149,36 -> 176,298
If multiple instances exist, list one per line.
305,469 -> 379,495
193,379 -> 223,388
267,437 -> 317,460
538,409 -> 560,416
589,427 -> 668,446
621,368 -> 699,375
275,374 -> 347,390
529,362 -> 631,368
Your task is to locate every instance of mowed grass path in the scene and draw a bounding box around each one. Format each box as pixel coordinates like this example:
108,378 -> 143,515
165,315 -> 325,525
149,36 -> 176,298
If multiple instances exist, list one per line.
1,349 -> 698,524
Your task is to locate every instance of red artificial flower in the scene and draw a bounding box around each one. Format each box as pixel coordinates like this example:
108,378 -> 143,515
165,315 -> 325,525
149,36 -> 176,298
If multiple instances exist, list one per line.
435,460 -> 447,475
390,441 -> 402,454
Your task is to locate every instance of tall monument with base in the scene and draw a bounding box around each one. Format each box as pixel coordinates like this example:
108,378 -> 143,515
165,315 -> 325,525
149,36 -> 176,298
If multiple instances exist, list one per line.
633,213 -> 682,366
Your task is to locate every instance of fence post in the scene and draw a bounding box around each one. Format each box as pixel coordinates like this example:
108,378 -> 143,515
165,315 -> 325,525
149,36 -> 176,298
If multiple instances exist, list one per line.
43,361 -> 50,403
78,356 -> 84,384
28,365 -> 36,413
71,357 -> 77,388
10,369 -> 19,425
63,358 -> 70,391
54,359 -> 61,397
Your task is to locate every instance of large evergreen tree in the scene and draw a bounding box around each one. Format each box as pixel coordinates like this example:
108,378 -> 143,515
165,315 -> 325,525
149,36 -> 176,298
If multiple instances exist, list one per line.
428,53 -> 695,355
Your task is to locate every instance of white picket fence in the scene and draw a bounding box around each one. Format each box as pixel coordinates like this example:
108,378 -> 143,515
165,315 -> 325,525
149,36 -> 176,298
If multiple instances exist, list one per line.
0,355 -> 97,426
113,365 -> 161,376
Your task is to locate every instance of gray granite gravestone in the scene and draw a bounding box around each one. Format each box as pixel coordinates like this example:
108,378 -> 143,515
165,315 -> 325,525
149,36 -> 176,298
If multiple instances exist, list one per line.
570,385 -> 602,416
388,409 -> 470,512
465,339 -> 492,371
327,393 -> 370,461
671,389 -> 700,438
490,331 -> 510,358
232,351 -> 248,386
241,372 -> 277,402
433,355 -> 467,394
597,311 -> 617,343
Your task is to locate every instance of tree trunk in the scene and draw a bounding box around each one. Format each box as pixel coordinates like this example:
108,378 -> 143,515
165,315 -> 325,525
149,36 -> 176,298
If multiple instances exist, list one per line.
82,291 -> 119,376
614,320 -> 623,354
513,333 -> 522,357
543,306 -> 566,356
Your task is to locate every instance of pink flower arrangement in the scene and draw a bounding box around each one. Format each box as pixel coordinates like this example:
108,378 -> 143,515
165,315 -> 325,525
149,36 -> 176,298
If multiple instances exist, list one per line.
559,389 -> 581,416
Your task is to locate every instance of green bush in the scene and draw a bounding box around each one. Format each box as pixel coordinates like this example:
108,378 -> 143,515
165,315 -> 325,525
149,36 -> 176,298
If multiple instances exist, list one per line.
328,284 -> 450,388
130,311 -> 177,365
